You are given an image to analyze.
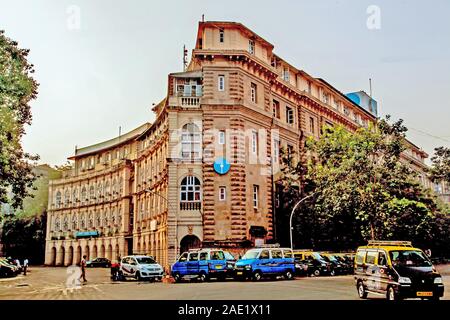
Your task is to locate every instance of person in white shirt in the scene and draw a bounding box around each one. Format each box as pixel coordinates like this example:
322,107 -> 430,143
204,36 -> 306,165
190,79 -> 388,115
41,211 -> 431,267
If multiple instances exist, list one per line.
23,259 -> 29,275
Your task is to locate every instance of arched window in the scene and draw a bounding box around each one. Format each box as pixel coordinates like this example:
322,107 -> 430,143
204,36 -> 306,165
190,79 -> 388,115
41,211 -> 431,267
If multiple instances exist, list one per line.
55,217 -> 61,231
105,181 -> 110,199
97,182 -> 103,199
181,123 -> 201,160
96,213 -> 101,227
72,188 -> 78,203
89,185 -> 95,200
112,178 -> 118,196
63,216 -> 68,230
89,213 -> 93,228
55,191 -> 62,207
64,189 -> 70,206
72,215 -> 78,230
180,176 -> 201,202
80,215 -> 86,229
81,186 -> 87,201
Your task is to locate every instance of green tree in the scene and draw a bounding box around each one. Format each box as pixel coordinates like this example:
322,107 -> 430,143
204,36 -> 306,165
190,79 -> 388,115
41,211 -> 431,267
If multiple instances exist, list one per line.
428,146 -> 450,184
0,30 -> 39,209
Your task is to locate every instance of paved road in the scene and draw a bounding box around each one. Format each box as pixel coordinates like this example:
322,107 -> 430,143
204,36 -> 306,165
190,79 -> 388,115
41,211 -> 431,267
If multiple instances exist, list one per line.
0,265 -> 448,300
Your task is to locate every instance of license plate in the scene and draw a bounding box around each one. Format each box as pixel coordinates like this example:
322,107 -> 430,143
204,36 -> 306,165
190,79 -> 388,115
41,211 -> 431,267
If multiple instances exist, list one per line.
417,292 -> 433,297
215,265 -> 223,269
237,271 -> 243,275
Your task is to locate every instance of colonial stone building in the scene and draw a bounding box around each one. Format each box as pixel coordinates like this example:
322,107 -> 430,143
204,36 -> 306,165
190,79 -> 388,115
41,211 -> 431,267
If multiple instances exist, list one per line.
45,21 -> 432,268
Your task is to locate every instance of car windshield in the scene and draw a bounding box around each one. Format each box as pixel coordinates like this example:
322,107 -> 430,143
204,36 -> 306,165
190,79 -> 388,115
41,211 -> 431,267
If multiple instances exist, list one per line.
389,250 -> 432,267
242,250 -> 259,260
136,257 -> 156,265
312,252 -> 326,261
327,255 -> 338,262
224,251 -> 235,260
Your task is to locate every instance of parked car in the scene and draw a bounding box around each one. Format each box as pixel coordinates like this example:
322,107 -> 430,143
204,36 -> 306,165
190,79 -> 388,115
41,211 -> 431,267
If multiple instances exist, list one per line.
118,255 -> 164,281
332,253 -> 354,274
86,257 -> 111,268
320,253 -> 346,275
293,251 -> 333,277
354,240 -> 444,301
171,248 -> 236,282
294,260 -> 309,277
234,247 -> 295,281
0,258 -> 19,278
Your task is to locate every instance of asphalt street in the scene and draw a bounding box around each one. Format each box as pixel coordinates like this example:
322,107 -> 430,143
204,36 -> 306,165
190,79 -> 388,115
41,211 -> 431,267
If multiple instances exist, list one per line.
0,265 -> 448,300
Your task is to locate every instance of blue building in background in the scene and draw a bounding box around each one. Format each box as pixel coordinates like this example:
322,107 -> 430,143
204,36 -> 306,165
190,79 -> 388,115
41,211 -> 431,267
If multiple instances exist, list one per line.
346,91 -> 378,117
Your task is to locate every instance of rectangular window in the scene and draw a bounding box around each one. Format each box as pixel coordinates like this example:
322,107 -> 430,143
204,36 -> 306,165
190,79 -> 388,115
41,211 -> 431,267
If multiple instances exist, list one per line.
249,39 -> 255,54
366,251 -> 377,265
307,81 -> 312,94
282,68 -> 290,82
253,185 -> 259,208
218,75 -> 225,91
251,131 -> 258,154
286,106 -> 294,124
322,91 -> 329,104
219,186 -> 226,201
272,99 -> 280,119
273,139 -> 280,164
218,130 -> 225,145
250,83 -> 257,103
343,106 -> 350,116
219,29 -> 224,43
309,116 -> 315,134
287,144 -> 294,160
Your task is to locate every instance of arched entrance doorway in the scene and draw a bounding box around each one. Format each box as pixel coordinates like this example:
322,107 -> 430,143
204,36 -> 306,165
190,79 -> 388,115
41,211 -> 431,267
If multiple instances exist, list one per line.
106,244 -> 113,260
100,245 -> 105,258
75,246 -> 82,265
91,245 -> 98,259
84,245 -> 90,261
67,246 -> 74,266
180,235 -> 201,253
58,246 -> 65,266
50,247 -> 57,266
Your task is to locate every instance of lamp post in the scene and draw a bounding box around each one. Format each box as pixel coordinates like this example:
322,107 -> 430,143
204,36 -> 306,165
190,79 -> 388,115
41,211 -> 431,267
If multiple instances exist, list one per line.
289,193 -> 316,250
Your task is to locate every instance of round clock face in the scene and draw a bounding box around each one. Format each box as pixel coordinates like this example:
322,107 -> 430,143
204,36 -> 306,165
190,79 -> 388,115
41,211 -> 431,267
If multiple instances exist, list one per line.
213,157 -> 231,175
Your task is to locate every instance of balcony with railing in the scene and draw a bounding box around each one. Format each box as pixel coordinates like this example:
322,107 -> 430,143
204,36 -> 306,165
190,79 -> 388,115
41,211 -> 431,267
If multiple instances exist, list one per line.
168,72 -> 203,108
179,201 -> 201,211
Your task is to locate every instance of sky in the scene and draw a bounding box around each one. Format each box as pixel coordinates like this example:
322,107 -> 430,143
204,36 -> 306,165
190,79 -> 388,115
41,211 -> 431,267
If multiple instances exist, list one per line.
1,0 -> 449,166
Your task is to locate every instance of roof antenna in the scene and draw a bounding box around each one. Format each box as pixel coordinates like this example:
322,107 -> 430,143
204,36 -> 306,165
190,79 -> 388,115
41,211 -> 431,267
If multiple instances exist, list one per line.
369,78 -> 373,98
202,14 -> 205,22
183,45 -> 188,71
118,126 -> 122,142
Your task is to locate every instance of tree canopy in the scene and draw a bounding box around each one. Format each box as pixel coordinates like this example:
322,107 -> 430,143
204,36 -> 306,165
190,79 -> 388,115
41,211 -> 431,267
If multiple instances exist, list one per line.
0,30 -> 39,209
277,117 -> 449,256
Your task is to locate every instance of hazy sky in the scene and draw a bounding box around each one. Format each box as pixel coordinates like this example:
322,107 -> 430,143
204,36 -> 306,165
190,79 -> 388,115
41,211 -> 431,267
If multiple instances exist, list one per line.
1,0 -> 449,166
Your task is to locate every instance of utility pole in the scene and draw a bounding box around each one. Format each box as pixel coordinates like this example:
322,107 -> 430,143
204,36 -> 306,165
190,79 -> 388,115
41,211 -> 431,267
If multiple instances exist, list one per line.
183,45 -> 188,72
289,193 -> 316,250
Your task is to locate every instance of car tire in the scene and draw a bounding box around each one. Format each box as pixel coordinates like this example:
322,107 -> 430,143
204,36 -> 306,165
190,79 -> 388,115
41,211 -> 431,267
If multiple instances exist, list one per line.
284,270 -> 294,280
197,272 -> 208,282
253,271 -> 262,281
387,286 -> 398,301
330,270 -> 336,276
173,273 -> 182,283
357,281 -> 368,299
136,272 -> 143,281
313,269 -> 321,277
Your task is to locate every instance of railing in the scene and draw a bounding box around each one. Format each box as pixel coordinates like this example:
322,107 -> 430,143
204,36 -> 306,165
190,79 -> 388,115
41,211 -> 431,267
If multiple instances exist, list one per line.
168,96 -> 201,108
180,202 -> 201,211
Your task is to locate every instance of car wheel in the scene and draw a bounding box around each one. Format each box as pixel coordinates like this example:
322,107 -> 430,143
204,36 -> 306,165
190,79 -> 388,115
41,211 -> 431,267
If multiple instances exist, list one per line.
387,286 -> 398,301
284,270 -> 294,280
197,273 -> 208,282
136,272 -> 143,281
313,269 -> 321,277
173,273 -> 181,283
330,270 -> 336,276
357,281 -> 368,299
253,271 -> 262,281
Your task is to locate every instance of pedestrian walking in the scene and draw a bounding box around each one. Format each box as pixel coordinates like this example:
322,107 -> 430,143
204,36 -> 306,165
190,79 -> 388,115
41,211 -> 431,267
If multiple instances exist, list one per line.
79,255 -> 87,282
23,258 -> 29,276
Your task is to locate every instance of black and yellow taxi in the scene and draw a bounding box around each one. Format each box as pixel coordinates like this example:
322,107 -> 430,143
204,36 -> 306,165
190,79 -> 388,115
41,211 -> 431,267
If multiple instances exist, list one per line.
354,241 -> 444,301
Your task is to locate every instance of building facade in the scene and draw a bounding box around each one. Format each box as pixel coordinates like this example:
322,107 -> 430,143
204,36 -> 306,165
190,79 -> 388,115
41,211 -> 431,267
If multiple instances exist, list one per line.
45,21 -> 434,268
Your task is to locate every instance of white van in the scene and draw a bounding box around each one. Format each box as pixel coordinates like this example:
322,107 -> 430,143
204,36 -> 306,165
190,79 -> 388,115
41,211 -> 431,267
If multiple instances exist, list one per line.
119,255 -> 164,281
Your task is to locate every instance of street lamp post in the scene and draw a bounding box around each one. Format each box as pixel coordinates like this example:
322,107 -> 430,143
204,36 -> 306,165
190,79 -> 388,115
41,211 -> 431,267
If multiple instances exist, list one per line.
289,193 -> 315,250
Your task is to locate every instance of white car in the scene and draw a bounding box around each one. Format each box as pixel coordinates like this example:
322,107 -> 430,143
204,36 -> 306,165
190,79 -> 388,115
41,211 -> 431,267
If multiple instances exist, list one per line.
119,255 -> 164,281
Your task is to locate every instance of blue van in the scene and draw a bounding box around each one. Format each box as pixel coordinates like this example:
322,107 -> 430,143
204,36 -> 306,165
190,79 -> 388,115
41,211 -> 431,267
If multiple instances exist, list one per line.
171,249 -> 236,282
234,247 -> 295,281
